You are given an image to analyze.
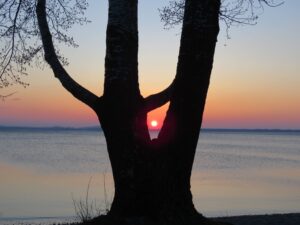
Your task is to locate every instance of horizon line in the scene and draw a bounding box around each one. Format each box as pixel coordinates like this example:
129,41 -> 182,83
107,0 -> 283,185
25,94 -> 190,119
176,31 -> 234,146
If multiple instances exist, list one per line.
0,125 -> 300,132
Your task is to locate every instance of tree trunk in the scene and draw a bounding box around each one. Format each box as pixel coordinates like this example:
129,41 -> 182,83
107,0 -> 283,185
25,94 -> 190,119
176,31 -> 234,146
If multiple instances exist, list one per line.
96,0 -> 151,217
92,0 -> 223,224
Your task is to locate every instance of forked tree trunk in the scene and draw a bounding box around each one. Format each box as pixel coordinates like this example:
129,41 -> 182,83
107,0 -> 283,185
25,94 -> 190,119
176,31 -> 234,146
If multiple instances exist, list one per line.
95,0 -> 221,223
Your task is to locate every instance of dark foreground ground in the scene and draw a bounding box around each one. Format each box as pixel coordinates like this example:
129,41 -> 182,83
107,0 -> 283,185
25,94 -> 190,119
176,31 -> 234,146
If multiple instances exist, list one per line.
213,213 -> 300,225
3,213 -> 298,225
73,213 -> 300,225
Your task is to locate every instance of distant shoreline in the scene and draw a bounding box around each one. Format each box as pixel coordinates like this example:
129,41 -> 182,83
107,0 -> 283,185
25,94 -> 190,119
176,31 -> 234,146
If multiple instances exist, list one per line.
0,125 -> 102,132
0,125 -> 300,133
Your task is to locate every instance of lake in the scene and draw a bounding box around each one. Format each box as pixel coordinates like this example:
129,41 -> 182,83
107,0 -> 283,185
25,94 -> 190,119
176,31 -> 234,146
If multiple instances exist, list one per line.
0,128 -> 299,224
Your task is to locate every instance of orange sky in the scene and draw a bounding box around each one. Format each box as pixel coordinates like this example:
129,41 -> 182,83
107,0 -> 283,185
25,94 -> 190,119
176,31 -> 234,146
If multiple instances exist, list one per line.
0,1 -> 299,129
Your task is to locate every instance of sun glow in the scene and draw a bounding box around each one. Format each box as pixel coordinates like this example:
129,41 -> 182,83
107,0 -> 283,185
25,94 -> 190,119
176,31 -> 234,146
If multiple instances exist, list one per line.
150,120 -> 158,128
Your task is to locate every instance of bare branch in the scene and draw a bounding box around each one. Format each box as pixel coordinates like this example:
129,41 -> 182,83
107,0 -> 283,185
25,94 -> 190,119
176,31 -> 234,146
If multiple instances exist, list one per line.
0,0 -> 22,79
0,0 -> 90,89
160,0 -> 284,33
144,80 -> 174,112
36,0 -> 98,109
0,91 -> 17,101
260,0 -> 284,7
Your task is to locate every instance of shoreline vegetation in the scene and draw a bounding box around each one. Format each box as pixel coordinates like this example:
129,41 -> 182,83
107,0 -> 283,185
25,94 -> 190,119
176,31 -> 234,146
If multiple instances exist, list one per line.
0,213 -> 299,225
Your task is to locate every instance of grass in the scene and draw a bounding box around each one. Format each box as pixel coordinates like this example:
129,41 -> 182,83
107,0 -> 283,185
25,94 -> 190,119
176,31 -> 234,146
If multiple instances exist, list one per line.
72,174 -> 111,223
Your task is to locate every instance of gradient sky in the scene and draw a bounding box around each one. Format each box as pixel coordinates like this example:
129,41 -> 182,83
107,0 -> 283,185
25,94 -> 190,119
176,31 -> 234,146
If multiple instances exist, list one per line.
0,0 -> 299,129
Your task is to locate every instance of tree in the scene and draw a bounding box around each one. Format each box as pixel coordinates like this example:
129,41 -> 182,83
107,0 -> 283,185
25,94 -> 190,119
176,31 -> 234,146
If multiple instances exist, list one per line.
0,0 -> 282,224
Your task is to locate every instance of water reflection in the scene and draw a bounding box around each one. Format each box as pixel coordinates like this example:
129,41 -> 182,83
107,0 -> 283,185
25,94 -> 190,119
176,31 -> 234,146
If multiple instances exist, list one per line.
0,130 -> 299,218
0,163 -> 114,218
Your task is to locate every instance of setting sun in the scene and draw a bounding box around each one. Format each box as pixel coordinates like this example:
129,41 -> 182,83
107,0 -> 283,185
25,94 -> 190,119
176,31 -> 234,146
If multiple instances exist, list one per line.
150,120 -> 158,128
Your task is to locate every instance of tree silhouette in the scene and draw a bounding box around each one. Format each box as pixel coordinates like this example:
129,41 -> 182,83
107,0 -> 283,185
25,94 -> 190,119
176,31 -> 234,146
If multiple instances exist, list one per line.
0,0 -> 282,224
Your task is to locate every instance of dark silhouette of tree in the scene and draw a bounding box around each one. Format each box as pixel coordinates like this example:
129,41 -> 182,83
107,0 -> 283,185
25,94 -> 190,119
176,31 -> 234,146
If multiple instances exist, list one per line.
160,0 -> 283,36
0,0 -> 283,224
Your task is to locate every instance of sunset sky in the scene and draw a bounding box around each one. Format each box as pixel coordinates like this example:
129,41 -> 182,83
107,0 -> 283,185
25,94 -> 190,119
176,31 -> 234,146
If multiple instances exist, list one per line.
0,0 -> 299,129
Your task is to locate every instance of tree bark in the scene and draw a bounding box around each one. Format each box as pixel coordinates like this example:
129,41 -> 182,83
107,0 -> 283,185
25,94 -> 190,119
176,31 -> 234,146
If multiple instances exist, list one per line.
96,0 -> 152,217
97,0 -> 221,222
154,0 -> 221,222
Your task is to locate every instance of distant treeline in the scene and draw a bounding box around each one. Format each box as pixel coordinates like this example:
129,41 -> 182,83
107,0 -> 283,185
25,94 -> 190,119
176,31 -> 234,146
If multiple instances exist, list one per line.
0,126 -> 102,132
0,126 -> 299,133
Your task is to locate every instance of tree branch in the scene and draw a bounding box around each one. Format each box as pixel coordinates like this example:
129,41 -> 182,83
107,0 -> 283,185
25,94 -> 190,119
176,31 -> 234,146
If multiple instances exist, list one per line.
36,0 -> 99,109
144,80 -> 174,112
160,0 -> 284,33
0,0 -> 21,80
158,0 -> 220,144
0,91 -> 17,101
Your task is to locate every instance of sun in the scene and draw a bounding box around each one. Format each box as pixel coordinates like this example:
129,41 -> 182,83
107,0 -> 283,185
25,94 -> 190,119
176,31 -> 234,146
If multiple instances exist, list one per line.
150,120 -> 158,128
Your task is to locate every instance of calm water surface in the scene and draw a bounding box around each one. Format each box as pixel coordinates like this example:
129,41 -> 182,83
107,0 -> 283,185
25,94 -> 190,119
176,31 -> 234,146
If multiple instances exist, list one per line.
0,129 -> 299,223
